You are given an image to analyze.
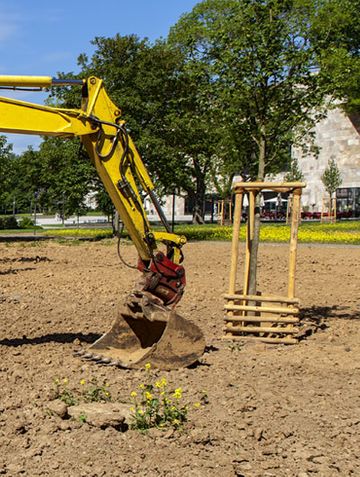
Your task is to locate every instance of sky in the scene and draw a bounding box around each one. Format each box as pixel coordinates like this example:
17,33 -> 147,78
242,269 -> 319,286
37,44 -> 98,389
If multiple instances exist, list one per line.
0,0 -> 199,154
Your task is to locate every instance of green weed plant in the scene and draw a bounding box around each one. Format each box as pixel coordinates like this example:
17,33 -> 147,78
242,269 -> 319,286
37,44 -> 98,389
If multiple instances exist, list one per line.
53,377 -> 112,406
129,363 -> 192,431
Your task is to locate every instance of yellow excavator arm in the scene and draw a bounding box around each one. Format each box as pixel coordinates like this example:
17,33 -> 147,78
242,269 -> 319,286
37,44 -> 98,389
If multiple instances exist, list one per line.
0,75 -> 184,261
0,75 -> 205,369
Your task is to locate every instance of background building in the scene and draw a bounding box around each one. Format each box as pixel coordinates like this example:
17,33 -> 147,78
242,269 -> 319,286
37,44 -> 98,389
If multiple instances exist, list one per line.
292,107 -> 360,214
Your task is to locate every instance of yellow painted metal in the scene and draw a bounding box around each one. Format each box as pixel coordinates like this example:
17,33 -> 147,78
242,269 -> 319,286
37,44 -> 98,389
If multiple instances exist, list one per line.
0,96 -> 92,137
0,75 -> 184,261
153,231 -> 186,247
0,75 -> 53,87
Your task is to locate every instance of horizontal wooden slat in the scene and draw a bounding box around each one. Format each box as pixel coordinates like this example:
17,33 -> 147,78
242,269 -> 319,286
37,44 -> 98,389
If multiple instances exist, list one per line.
223,325 -> 298,334
224,304 -> 299,314
224,315 -> 299,324
222,335 -> 298,344
233,181 -> 306,192
224,293 -> 300,304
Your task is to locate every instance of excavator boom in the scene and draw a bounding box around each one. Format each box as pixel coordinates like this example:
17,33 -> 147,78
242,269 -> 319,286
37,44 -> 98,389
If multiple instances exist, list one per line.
0,75 -> 205,369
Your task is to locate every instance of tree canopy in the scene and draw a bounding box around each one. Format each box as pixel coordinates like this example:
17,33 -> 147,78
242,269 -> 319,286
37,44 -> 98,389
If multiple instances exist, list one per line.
321,157 -> 342,197
1,0 -> 359,223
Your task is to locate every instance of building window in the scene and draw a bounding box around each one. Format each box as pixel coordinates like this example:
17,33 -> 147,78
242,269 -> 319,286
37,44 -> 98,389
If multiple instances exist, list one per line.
336,187 -> 360,216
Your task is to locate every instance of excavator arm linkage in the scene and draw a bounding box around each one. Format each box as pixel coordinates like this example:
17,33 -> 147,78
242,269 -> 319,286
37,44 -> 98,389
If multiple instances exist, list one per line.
0,75 -> 205,369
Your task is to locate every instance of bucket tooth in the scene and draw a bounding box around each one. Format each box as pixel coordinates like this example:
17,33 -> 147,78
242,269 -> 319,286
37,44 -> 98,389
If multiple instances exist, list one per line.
74,349 -> 85,356
98,357 -> 112,364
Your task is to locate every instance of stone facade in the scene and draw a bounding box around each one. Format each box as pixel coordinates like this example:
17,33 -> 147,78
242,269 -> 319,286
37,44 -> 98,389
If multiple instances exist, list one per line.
292,108 -> 360,211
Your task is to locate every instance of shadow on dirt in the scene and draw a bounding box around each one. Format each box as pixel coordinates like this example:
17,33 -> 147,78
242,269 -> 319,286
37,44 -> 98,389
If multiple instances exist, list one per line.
300,305 -> 360,324
0,332 -> 101,347
0,256 -> 51,263
0,256 -> 51,275
0,267 -> 36,275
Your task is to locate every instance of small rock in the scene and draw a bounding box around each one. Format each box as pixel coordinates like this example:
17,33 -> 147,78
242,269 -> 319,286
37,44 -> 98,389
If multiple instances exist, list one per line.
189,429 -> 212,445
147,427 -> 165,439
254,428 -> 264,441
306,453 -> 325,463
68,402 -> 130,430
163,428 -> 175,439
59,421 -> 72,431
10,294 -> 21,304
14,420 -> 27,435
46,400 -> 68,419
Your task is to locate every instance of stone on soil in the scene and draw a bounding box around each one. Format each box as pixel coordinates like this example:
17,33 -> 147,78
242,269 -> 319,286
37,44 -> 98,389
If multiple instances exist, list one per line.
67,402 -> 131,430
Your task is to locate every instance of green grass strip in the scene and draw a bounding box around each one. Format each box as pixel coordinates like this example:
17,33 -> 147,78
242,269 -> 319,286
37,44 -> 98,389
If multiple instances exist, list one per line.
28,220 -> 360,245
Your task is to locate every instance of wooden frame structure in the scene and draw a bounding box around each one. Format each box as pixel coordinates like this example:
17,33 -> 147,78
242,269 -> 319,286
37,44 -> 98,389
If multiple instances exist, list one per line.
321,196 -> 336,223
217,198 -> 233,225
224,181 -> 306,344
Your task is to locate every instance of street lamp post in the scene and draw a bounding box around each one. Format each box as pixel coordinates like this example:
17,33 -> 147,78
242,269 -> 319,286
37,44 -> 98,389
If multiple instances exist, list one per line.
171,190 -> 176,233
33,191 -> 39,235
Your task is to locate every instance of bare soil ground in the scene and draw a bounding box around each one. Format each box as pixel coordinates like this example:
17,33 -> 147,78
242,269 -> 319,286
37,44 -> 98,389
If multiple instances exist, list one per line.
0,239 -> 359,477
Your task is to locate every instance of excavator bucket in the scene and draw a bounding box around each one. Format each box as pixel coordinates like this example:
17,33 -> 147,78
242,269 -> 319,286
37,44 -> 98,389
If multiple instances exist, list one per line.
77,293 -> 205,370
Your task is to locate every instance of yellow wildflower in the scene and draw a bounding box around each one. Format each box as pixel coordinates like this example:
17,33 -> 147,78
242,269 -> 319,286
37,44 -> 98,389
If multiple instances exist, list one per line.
193,402 -> 201,408
145,363 -> 151,371
130,407 -> 135,413
137,409 -> 144,415
155,378 -> 167,388
79,379 -> 86,386
139,383 -> 145,390
173,388 -> 182,399
63,378 -> 69,385
145,391 -> 153,401
130,391 -> 137,398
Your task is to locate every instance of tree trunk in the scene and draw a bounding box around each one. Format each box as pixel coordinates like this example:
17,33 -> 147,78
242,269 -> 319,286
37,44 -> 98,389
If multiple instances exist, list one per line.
193,204 -> 205,224
248,134 -> 266,296
112,210 -> 119,236
191,177 -> 206,224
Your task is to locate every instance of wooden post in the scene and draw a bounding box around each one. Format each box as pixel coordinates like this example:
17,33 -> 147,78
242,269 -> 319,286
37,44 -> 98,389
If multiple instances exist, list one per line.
249,190 -> 256,240
228,193 -> 243,294
226,193 -> 243,335
332,197 -> 337,223
243,216 -> 251,296
288,188 -> 301,299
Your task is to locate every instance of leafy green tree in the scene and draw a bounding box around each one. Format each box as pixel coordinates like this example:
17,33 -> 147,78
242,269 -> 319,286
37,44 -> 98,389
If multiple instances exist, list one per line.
311,0 -> 360,112
284,157 -> 305,182
14,147 -> 46,213
169,0 -> 357,293
0,136 -> 16,214
54,35 -> 220,223
36,137 -> 94,218
321,157 -> 342,198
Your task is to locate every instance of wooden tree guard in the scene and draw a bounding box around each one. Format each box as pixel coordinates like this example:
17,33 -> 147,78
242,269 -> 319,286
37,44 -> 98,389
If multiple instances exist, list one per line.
217,199 -> 233,225
224,181 -> 306,345
321,196 -> 336,223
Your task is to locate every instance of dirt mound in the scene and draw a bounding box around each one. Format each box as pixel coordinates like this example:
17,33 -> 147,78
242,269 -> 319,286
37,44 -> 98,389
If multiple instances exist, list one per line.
0,240 -> 359,476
